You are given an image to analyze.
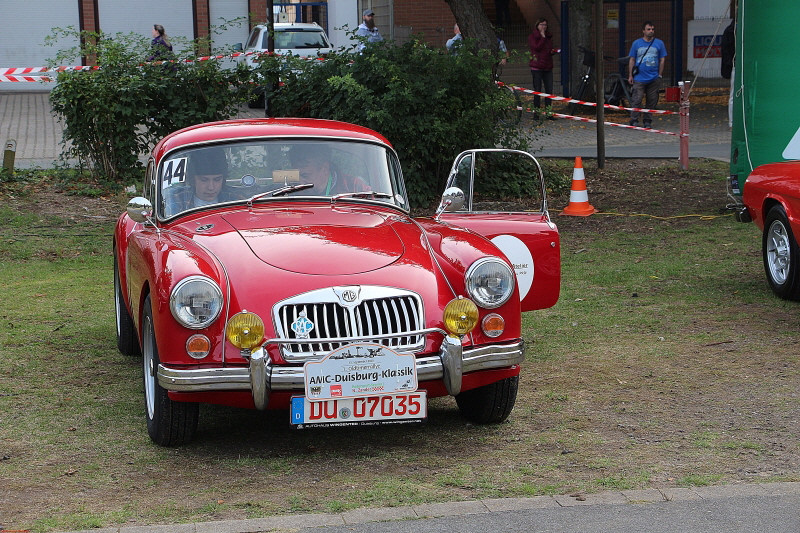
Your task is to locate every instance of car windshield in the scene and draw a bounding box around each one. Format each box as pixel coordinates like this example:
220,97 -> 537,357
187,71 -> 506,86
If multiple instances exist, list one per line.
158,140 -> 407,218
270,29 -> 329,50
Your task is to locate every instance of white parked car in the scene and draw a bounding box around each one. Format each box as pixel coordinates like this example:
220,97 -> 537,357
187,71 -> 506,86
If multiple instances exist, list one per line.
235,22 -> 332,109
238,22 -> 332,67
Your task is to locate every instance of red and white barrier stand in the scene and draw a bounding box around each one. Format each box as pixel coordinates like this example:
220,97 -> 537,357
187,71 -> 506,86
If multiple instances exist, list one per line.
679,80 -> 691,170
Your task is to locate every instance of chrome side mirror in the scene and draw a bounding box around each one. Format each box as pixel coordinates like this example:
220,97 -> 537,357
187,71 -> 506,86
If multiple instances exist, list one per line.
233,43 -> 243,52
126,197 -> 153,224
434,187 -> 466,220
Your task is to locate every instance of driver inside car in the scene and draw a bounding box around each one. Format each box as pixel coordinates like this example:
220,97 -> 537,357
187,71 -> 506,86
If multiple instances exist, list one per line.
288,144 -> 370,195
163,149 -> 241,216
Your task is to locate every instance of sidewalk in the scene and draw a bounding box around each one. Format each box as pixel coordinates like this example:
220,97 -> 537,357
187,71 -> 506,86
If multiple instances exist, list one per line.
530,93 -> 731,161
0,90 -> 731,170
0,92 -> 264,169
50,482 -> 800,533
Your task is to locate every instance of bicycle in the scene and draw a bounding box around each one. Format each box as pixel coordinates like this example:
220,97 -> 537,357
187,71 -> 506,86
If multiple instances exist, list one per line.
493,64 -> 523,126
568,46 -> 633,115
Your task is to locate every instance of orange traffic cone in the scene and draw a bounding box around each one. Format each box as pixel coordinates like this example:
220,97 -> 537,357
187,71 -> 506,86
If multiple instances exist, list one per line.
560,157 -> 596,216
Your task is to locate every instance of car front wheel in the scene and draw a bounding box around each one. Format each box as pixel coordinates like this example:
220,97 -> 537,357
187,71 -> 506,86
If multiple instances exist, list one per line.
455,375 -> 518,424
142,295 -> 199,446
763,205 -> 800,301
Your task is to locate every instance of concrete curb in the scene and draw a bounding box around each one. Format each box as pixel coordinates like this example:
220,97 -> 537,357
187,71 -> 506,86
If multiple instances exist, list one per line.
58,482 -> 800,533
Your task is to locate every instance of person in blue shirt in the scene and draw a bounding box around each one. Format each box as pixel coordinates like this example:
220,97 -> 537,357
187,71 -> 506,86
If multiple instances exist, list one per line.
446,24 -> 462,55
356,9 -> 383,52
627,21 -> 667,128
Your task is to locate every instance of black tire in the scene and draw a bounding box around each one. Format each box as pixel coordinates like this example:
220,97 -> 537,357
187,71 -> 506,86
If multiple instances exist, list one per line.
455,375 -> 519,424
568,76 -> 591,116
114,252 -> 140,356
509,85 -> 523,124
495,85 -> 522,126
604,75 -> 623,106
247,92 -> 265,109
142,295 -> 199,446
763,205 -> 800,300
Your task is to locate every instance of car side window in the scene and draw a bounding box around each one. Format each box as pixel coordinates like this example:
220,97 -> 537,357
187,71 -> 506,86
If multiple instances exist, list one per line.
144,159 -> 156,204
449,154 -> 473,211
246,28 -> 260,49
472,152 -> 543,212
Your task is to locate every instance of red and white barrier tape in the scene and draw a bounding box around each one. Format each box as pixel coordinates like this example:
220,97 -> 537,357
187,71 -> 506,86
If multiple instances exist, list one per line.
0,75 -> 55,83
498,81 -> 677,115
549,112 -> 684,136
0,66 -> 99,75
1,50 -> 327,81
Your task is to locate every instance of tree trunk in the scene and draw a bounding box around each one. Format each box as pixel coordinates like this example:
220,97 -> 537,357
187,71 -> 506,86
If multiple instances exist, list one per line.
568,0 -> 593,96
445,0 -> 499,54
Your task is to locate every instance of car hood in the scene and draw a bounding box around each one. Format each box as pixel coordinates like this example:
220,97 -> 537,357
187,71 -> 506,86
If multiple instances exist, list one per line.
217,206 -> 405,275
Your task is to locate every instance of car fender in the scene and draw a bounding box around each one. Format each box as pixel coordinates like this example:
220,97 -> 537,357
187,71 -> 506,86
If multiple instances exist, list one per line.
744,161 -> 800,235
438,213 -> 561,312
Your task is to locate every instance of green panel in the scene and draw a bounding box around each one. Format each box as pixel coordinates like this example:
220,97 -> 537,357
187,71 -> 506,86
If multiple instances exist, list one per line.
730,0 -> 800,193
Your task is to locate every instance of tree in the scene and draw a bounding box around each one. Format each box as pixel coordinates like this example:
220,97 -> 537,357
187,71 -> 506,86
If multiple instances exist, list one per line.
568,0 -> 593,96
445,0 -> 499,53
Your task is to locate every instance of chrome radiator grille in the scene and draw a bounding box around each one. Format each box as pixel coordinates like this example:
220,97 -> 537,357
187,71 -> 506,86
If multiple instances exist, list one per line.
273,286 -> 425,362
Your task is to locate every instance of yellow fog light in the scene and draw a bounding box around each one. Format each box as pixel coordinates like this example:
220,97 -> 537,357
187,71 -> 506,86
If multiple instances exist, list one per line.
443,297 -> 479,335
226,311 -> 265,351
481,313 -> 505,338
186,334 -> 211,359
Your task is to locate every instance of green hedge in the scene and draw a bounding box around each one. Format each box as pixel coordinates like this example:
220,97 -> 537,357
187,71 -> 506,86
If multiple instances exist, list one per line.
48,28 -> 540,207
268,39 -> 532,207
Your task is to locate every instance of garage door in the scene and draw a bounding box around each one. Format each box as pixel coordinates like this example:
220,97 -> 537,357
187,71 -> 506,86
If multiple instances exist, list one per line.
0,0 -> 80,92
98,0 -> 194,53
210,0 -> 249,69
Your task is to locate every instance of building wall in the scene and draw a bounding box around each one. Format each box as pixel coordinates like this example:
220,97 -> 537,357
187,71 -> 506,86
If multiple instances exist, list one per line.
392,1 -> 457,48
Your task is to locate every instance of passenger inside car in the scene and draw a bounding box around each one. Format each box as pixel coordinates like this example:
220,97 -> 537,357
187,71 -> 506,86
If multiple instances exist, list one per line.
287,143 -> 370,195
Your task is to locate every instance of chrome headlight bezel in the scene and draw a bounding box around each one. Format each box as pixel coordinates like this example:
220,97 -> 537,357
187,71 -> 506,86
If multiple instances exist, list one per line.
465,257 -> 515,309
169,276 -> 223,329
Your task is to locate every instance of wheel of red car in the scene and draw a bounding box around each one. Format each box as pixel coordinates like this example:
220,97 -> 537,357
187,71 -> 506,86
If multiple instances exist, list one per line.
142,295 -> 199,446
763,205 -> 800,301
114,251 -> 140,356
455,375 -> 519,424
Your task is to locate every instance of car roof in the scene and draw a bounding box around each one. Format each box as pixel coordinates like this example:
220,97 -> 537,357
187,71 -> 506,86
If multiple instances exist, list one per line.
153,118 -> 392,161
256,22 -> 326,32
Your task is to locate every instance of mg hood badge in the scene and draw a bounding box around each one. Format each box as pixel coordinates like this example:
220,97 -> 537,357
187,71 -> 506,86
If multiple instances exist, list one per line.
290,311 -> 315,339
333,286 -> 362,308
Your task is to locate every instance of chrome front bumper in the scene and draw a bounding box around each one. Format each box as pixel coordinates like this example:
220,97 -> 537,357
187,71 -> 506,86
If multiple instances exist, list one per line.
157,337 -> 525,410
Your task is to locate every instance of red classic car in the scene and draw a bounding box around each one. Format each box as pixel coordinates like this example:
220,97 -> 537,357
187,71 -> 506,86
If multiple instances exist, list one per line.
114,118 -> 561,445
738,161 -> 800,300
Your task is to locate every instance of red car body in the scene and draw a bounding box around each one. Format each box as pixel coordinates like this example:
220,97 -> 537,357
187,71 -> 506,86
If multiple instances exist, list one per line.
114,118 -> 561,445
741,161 -> 800,300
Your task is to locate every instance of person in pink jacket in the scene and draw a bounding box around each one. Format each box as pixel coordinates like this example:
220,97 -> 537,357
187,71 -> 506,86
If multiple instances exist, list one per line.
528,18 -> 558,118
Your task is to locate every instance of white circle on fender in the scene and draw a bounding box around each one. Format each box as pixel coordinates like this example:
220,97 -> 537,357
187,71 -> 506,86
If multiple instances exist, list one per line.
491,235 -> 534,300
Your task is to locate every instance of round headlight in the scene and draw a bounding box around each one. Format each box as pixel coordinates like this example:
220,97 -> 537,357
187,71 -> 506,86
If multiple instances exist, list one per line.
444,297 -> 479,335
465,257 -> 515,309
169,276 -> 223,329
226,311 -> 265,350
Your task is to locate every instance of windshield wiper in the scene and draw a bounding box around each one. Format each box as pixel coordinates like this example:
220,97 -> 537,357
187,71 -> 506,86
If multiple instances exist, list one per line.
330,191 -> 393,204
247,183 -> 314,207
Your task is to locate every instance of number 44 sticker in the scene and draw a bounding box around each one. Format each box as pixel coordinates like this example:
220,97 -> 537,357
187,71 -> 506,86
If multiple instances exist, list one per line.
160,158 -> 187,186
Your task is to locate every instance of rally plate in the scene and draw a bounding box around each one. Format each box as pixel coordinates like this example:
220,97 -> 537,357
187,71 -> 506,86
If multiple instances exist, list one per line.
290,392 -> 427,428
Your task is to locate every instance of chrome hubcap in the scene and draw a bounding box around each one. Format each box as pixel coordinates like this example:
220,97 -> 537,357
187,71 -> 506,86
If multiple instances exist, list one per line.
767,220 -> 791,285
